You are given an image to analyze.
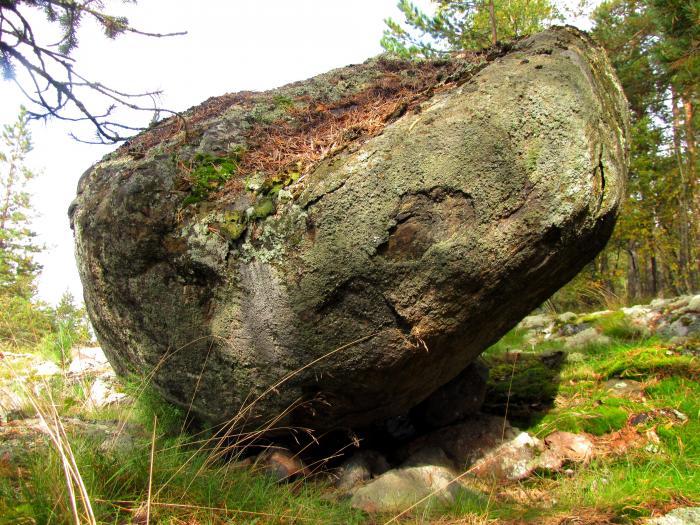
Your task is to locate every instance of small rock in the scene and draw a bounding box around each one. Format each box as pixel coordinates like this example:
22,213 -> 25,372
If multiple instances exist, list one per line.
557,322 -> 590,337
646,506 -> 700,525
350,463 -> 464,513
256,448 -> 308,482
32,361 -> 61,377
557,312 -> 578,324
518,314 -> 553,331
99,432 -> 138,456
68,347 -> 109,374
88,376 -> 128,408
629,412 -> 651,426
660,314 -> 698,338
605,378 -> 644,398
564,327 -> 611,349
544,431 -> 593,464
469,431 -> 543,481
335,450 -> 389,492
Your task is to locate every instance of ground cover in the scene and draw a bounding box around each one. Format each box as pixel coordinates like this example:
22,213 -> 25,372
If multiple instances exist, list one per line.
0,300 -> 698,524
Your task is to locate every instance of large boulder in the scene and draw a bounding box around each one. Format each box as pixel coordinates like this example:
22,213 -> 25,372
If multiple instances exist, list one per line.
70,27 -> 629,433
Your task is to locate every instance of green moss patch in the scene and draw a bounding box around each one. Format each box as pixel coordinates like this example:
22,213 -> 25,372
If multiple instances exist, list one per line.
182,152 -> 241,207
597,345 -> 699,380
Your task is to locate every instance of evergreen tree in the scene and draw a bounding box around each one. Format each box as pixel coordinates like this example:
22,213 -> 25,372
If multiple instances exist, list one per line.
588,0 -> 699,301
0,1 -> 184,143
381,0 -> 560,57
0,107 -> 41,300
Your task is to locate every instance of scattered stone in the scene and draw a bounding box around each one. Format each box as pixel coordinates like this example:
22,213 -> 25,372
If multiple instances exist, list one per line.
564,327 -> 611,349
469,432 -> 543,481
256,448 -> 308,482
544,431 -> 593,464
605,378 -> 645,398
335,450 -> 389,492
350,462 -> 463,514
646,507 -> 700,525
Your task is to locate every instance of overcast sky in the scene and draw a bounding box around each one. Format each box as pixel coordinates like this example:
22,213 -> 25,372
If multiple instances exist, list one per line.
0,0 -> 595,305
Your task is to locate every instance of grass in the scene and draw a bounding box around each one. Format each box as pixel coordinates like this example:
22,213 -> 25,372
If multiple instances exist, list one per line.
1,308 -> 698,524
0,372 -> 368,525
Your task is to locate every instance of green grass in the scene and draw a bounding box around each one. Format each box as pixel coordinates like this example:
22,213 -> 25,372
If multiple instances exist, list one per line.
0,378 -> 367,525
2,307 -> 699,524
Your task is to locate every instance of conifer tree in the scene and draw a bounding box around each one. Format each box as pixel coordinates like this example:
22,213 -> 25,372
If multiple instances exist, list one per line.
0,1 -> 184,143
381,0 -> 560,57
0,107 -> 41,300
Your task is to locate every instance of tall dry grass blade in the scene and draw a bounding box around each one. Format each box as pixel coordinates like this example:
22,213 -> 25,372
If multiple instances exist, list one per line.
501,353 -> 519,440
94,499 -> 317,521
45,386 -> 97,525
146,415 -> 157,525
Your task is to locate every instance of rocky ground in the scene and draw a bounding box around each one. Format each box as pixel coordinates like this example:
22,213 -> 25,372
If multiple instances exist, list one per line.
0,295 -> 698,524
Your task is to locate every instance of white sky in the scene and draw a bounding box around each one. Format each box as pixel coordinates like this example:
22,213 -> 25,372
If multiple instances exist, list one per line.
0,0 -> 595,305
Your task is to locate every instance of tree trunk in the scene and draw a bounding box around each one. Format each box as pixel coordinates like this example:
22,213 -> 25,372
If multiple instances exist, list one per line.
488,0 -> 498,45
682,95 -> 698,290
650,254 -> 658,297
626,247 -> 640,302
671,88 -> 692,293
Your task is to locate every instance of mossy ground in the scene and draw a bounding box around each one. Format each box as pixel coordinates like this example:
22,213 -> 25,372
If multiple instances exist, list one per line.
1,314 -> 698,524
468,323 -> 700,524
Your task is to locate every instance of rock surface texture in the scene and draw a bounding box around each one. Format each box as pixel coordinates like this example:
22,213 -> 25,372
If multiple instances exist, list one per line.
71,27 -> 629,432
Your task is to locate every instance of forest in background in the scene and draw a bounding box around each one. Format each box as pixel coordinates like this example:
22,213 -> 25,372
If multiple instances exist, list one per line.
383,0 -> 699,310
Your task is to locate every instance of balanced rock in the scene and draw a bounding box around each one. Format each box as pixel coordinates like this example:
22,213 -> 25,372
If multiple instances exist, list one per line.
70,27 -> 629,433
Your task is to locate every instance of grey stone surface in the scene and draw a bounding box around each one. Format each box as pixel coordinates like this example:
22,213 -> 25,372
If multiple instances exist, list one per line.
469,431 -> 544,481
647,507 -> 700,525
71,27 -> 629,432
335,450 -> 390,492
564,327 -> 611,349
349,462 -> 463,514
